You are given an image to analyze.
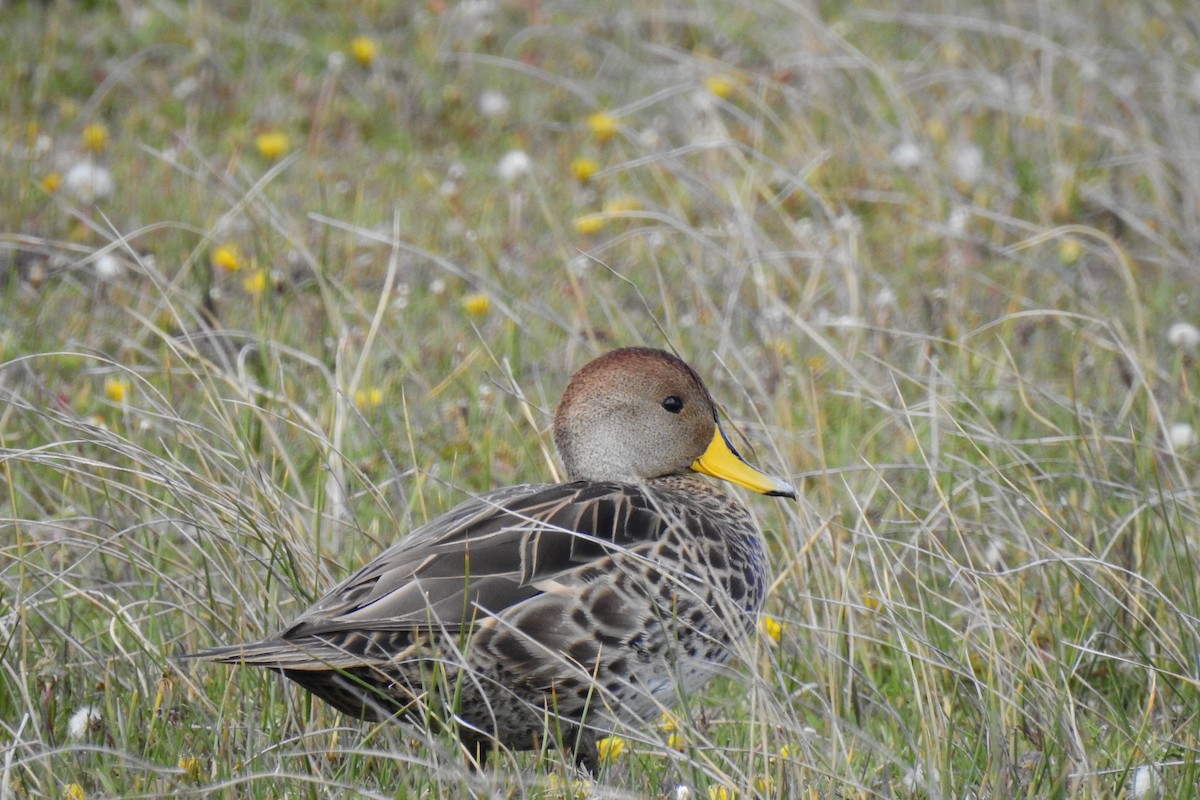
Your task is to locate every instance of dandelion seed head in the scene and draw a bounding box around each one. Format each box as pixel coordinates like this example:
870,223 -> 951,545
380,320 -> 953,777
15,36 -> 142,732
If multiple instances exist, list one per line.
478,90 -> 510,118
94,254 -> 123,281
67,705 -> 101,739
951,142 -> 984,188
1166,321 -> 1200,350
63,161 -> 114,203
1168,423 -> 1198,451
496,150 -> 531,183
889,140 -> 924,169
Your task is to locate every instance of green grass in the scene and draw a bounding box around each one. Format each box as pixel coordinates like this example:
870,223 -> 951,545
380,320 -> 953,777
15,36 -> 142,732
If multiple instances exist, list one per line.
3,0 -> 1200,797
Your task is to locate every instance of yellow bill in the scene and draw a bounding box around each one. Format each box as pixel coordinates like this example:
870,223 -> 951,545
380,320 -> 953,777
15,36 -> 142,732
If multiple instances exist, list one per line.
691,424 -> 796,498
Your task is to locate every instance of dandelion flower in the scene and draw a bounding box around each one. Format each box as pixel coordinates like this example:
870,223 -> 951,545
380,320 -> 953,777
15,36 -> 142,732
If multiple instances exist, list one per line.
103,377 -> 129,404
82,123 -> 109,154
462,292 -> 491,317
596,735 -> 626,762
759,614 -> 784,643
668,732 -> 684,749
67,705 -> 101,739
496,150 -> 531,183
570,157 -> 600,182
924,117 -> 947,145
242,269 -> 268,295
177,755 -> 203,782
1166,321 -> 1200,350
349,36 -> 378,67
1168,423 -> 1198,451
708,785 -> 734,800
212,245 -> 242,272
587,111 -> 618,142
478,90 -> 510,118
573,214 -> 605,235
602,196 -> 641,214
65,784 -> 86,800
355,388 -> 383,409
41,171 -> 62,193
63,161 -> 114,203
255,131 -> 290,161
703,75 -> 735,99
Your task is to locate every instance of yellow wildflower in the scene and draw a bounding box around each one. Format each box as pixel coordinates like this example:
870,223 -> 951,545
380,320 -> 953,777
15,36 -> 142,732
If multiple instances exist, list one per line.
668,732 -> 684,750
586,111 -> 618,142
103,377 -> 128,404
573,214 -> 605,235
596,735 -> 626,762
462,293 -> 491,317
41,171 -> 62,193
759,614 -> 784,644
602,196 -> 641,214
350,36 -> 378,67
704,75 -> 735,99
1058,238 -> 1083,265
177,755 -> 203,782
255,131 -> 290,160
242,269 -> 268,295
862,591 -> 881,611
708,785 -> 735,800
82,123 -> 109,154
570,157 -> 600,182
65,784 -> 86,800
924,117 -> 947,145
211,245 -> 242,272
355,388 -> 383,409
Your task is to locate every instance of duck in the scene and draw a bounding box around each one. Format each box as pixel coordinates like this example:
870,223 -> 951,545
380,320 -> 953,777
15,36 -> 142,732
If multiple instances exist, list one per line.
190,346 -> 795,770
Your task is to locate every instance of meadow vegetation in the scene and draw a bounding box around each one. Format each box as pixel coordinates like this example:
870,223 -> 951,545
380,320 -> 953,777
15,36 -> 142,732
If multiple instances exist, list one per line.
3,1 -> 1200,797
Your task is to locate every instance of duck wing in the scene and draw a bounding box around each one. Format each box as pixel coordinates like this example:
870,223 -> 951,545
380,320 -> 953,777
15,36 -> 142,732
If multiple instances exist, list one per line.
196,481 -> 671,667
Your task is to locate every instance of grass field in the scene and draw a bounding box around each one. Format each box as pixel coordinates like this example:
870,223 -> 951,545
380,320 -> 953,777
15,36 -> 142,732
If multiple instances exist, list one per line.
3,1 -> 1200,797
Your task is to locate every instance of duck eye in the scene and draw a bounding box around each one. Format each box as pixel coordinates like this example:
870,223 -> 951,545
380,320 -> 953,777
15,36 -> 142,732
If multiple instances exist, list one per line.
661,396 -> 684,414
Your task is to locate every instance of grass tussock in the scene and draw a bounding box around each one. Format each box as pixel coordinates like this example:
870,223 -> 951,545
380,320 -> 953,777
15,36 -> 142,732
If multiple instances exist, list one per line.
3,0 -> 1200,797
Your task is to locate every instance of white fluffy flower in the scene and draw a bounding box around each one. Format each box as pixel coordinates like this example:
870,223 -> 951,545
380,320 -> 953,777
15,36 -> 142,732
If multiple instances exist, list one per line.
890,140 -> 924,169
67,705 -> 101,739
94,253 -> 123,281
64,161 -> 114,203
478,90 -> 510,118
951,142 -> 984,187
1166,321 -> 1200,350
1168,423 -> 1198,451
496,150 -> 531,183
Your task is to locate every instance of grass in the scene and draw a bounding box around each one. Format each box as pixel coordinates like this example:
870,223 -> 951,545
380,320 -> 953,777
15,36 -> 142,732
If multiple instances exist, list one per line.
3,0 -> 1200,797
